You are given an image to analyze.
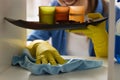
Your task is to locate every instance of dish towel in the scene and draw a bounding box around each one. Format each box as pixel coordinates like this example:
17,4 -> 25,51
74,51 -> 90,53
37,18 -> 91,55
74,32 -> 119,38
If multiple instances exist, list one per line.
12,49 -> 103,75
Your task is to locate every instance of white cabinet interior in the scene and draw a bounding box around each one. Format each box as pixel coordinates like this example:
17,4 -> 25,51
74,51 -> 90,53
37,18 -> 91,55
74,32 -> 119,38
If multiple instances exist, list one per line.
0,0 -> 26,73
0,0 -> 120,80
108,0 -> 116,80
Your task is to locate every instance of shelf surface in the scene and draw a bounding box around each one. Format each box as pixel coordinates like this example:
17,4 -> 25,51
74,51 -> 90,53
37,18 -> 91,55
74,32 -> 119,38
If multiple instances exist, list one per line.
0,56 -> 108,80
4,17 -> 108,30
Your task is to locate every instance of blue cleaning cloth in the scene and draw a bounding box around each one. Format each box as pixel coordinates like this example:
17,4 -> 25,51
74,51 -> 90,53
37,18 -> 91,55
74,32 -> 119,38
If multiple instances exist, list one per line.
12,49 -> 103,75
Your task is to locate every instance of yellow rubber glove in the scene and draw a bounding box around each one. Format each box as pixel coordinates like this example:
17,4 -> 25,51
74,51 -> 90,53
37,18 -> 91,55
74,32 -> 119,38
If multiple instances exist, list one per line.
26,40 -> 66,65
67,13 -> 108,57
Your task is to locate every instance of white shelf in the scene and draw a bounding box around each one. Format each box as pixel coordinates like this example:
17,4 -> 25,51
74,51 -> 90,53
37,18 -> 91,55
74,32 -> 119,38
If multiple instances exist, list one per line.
0,0 -> 120,80
108,0 -> 116,80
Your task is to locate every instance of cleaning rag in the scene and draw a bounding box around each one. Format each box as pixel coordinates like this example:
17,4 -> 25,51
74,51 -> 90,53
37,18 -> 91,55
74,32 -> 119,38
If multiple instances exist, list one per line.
12,49 -> 103,75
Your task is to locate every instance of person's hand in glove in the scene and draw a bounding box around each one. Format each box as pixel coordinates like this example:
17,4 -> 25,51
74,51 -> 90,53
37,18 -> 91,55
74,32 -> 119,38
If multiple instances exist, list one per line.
67,13 -> 108,57
26,40 -> 66,65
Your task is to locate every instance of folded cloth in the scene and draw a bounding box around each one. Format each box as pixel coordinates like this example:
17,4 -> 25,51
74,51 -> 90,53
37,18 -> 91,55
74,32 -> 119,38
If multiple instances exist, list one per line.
12,49 -> 103,75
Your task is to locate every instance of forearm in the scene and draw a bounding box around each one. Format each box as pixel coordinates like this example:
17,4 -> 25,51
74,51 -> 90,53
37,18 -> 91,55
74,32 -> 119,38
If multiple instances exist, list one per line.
91,31 -> 108,57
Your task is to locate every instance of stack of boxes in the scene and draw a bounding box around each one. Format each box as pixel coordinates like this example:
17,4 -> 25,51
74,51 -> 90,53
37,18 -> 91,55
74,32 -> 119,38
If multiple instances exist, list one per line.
39,6 -> 85,24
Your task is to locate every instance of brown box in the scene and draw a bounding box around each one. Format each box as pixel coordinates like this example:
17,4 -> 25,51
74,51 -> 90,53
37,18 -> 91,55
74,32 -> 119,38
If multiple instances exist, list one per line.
55,6 -> 69,22
69,6 -> 85,23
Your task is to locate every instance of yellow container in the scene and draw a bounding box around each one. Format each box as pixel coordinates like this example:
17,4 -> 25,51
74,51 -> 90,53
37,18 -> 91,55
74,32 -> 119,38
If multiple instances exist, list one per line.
69,6 -> 85,23
39,6 -> 55,24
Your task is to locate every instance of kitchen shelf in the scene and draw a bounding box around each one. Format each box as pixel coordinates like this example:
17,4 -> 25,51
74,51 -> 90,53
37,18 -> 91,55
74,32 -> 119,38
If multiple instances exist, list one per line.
4,17 -> 107,30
